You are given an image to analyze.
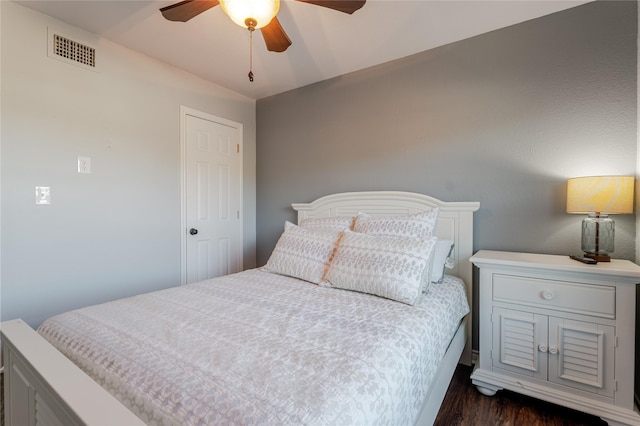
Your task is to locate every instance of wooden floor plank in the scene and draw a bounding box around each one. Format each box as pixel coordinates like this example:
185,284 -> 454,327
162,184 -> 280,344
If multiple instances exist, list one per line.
434,364 -> 607,426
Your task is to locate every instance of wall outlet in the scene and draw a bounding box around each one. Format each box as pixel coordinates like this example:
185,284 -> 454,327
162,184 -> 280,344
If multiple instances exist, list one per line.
78,156 -> 91,174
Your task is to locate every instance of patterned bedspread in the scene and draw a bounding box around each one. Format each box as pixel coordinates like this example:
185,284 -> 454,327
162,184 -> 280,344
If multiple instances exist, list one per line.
38,269 -> 469,425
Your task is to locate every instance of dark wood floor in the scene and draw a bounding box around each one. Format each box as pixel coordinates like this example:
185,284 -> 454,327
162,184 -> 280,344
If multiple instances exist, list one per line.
434,364 -> 607,426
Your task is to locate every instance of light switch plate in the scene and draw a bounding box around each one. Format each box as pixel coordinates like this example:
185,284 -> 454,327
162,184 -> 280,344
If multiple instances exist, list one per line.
78,156 -> 91,174
35,186 -> 51,205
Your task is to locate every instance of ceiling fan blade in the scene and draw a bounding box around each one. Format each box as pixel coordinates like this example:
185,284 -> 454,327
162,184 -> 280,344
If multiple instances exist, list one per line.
261,17 -> 292,53
295,0 -> 365,14
160,0 -> 220,22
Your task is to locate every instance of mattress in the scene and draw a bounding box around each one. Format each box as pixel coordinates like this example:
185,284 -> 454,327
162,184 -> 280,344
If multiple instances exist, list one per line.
38,269 -> 469,425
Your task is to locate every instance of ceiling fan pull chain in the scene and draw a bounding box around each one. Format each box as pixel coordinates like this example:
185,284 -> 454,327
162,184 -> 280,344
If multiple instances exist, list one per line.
247,19 -> 256,82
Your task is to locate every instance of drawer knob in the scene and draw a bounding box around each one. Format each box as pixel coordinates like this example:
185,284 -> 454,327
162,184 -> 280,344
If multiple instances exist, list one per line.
541,290 -> 554,300
539,345 -> 548,353
549,346 -> 559,355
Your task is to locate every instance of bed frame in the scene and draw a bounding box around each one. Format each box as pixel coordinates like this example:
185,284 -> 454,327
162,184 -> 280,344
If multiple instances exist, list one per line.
2,191 -> 479,426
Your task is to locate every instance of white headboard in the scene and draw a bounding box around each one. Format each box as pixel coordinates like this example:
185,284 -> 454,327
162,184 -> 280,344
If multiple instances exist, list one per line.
292,191 -> 480,364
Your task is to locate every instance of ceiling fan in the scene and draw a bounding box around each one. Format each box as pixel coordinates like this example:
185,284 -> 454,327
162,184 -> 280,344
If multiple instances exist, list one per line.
160,0 -> 366,72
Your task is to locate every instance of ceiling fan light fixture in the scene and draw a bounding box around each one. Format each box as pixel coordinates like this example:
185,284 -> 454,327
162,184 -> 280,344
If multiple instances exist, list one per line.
219,0 -> 280,29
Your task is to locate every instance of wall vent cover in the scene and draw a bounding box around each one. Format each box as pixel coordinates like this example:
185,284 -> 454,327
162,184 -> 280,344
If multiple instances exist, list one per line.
53,34 -> 95,67
47,28 -> 98,71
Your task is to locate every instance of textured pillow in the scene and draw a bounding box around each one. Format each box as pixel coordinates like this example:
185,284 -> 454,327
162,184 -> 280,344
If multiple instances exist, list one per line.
353,208 -> 439,238
264,222 -> 342,284
299,216 -> 356,232
430,239 -> 454,284
324,231 -> 437,305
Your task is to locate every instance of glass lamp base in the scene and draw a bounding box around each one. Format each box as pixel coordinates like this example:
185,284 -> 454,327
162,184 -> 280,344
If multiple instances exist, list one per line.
581,214 -> 614,262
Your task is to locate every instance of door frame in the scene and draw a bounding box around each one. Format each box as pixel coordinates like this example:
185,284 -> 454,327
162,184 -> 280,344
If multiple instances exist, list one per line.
180,106 -> 244,285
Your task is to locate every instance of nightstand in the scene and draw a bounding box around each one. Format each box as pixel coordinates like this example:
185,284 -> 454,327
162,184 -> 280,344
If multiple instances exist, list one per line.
470,250 -> 640,425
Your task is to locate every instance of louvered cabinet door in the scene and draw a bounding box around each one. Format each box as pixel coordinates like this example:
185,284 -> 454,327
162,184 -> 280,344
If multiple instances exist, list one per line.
548,318 -> 615,397
491,309 -> 616,397
491,308 -> 547,381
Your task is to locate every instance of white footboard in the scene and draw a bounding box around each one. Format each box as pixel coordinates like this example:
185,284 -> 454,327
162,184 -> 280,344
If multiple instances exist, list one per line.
2,317 -> 464,426
1,319 -> 143,426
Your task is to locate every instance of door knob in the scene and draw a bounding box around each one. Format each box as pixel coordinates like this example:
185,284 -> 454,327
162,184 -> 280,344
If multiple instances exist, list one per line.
189,228 -> 198,235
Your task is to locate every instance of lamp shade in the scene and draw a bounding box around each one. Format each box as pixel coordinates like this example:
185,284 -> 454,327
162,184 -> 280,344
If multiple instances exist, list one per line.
219,0 -> 280,29
566,176 -> 634,214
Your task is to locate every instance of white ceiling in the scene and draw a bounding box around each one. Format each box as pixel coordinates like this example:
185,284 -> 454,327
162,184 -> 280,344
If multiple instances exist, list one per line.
17,0 -> 590,100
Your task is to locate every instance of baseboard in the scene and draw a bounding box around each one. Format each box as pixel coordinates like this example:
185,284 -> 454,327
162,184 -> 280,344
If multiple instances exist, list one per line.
1,365 -> 4,426
471,349 -> 479,366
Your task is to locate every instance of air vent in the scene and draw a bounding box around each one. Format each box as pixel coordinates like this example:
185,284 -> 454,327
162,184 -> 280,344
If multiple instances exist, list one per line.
47,28 -> 98,71
53,34 -> 95,67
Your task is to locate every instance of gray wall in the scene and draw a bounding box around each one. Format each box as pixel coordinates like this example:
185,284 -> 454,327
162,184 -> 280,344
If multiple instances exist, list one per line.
256,1 -> 637,266
1,2 -> 257,327
256,1 -> 638,351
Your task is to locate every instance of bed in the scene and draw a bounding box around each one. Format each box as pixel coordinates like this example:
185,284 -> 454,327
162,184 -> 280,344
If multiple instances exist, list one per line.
1,191 -> 479,426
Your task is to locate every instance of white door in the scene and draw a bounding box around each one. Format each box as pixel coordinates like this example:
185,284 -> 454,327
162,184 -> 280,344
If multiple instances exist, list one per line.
183,109 -> 243,284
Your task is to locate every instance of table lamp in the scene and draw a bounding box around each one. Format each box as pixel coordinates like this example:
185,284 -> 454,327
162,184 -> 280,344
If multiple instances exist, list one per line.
566,176 -> 634,262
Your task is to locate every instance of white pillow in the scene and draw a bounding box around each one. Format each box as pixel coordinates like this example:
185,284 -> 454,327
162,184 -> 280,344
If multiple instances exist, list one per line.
264,222 -> 342,284
324,230 -> 437,305
353,208 -> 439,238
299,216 -> 356,232
430,239 -> 454,284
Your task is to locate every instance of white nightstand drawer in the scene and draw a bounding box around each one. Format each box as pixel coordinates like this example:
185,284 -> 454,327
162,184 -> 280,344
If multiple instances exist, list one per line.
492,274 -> 615,318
